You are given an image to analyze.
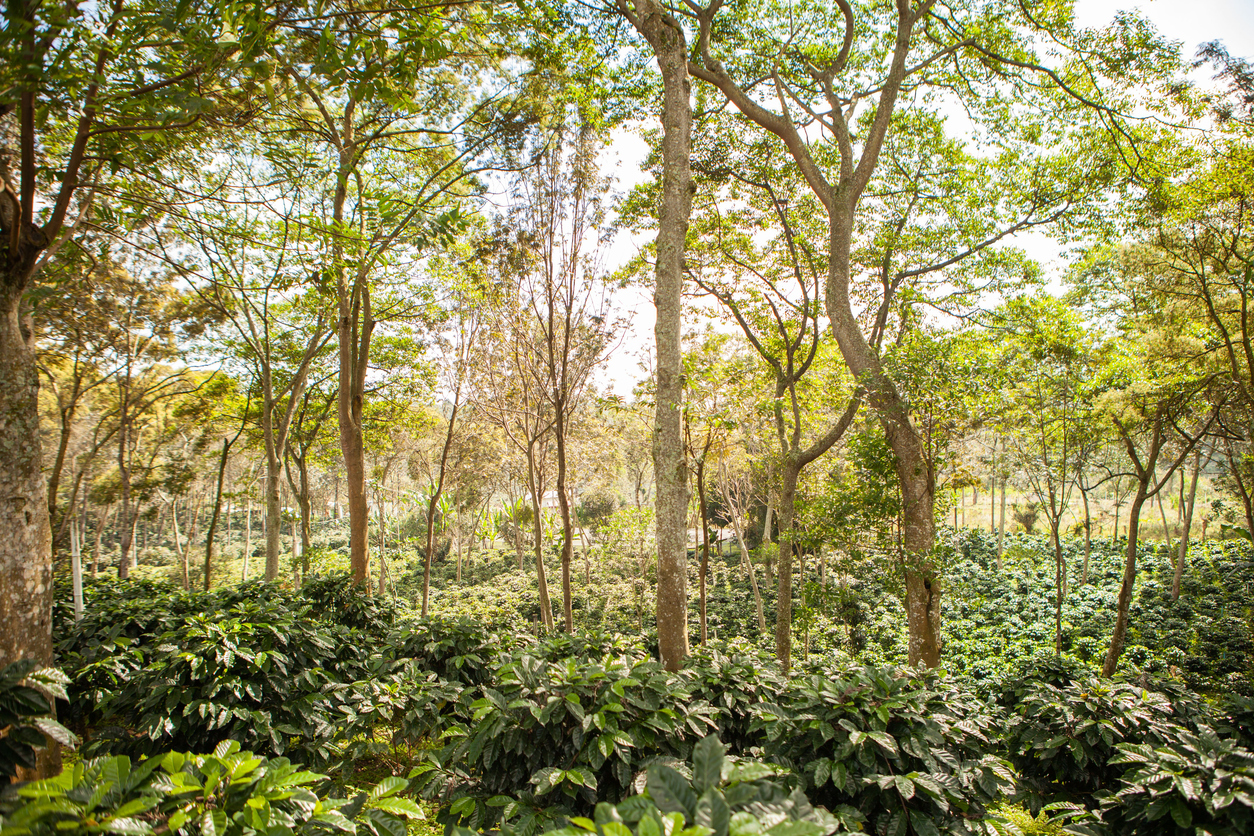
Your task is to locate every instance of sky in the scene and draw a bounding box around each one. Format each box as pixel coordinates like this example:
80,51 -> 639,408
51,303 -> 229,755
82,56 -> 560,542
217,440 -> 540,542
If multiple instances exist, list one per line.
595,0 -> 1254,395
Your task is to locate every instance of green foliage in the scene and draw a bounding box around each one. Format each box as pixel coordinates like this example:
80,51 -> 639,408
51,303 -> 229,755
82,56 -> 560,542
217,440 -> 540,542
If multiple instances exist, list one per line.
679,645 -> 787,755
1002,675 -> 1196,811
389,616 -> 511,686
0,741 -> 423,836
756,666 -> 1012,835
413,638 -> 718,831
1108,728 -> 1254,836
86,597 -> 356,763
0,664 -> 77,786
47,536 -> 1254,836
534,734 -> 850,836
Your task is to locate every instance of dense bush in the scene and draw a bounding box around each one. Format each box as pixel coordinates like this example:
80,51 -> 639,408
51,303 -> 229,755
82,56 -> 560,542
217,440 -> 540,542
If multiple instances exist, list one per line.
0,741 -> 423,836
413,639 -> 718,830
755,666 -> 1012,835
1107,728 -> 1254,836
46,530 -> 1254,835
681,644 -> 788,755
1002,675 -> 1196,811
0,663 -> 76,786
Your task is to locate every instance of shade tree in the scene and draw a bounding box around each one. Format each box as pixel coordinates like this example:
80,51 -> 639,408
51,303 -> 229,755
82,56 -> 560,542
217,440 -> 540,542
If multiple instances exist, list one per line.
679,0 -> 1178,667
992,293 -> 1107,654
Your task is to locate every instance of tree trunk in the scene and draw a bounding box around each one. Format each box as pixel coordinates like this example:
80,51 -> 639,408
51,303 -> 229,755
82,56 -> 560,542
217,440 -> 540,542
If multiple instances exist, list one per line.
997,469 -> 1007,569
989,472 -> 996,535
296,454 -> 313,572
696,459 -> 709,646
1172,448 -> 1203,601
172,499 -> 189,590
1103,485 -> 1148,677
1156,488 -> 1176,581
1050,518 -> 1064,655
243,500 -> 252,582
624,0 -> 694,673
774,461 -> 803,670
555,419 -> 575,633
92,505 -> 109,576
204,436 -> 231,591
730,505 -> 766,634
1080,486 -> 1092,585
116,384 -> 133,578
46,377 -> 81,548
334,141 -> 374,586
526,445 -> 554,629
0,261 -> 57,777
264,455 -> 282,581
70,513 -> 83,621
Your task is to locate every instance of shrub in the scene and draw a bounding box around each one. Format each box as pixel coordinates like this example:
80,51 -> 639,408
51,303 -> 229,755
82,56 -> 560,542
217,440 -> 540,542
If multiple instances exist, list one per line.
0,740 -> 423,836
413,647 -> 718,829
0,663 -> 77,786
680,644 -> 787,755
1002,675 -> 1198,811
1107,728 -> 1254,835
85,599 -> 362,764
755,665 -> 1011,835
516,735 -> 851,836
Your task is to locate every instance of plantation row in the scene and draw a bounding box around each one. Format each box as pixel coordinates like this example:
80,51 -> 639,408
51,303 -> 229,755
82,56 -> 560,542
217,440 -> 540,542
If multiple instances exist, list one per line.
1,529 -> 1252,835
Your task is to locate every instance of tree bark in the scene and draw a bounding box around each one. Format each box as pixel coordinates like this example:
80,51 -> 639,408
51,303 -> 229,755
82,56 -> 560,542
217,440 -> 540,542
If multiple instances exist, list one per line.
997,467 -> 1008,569
526,444 -> 555,630
0,286 -> 53,671
1050,518 -> 1064,655
1172,448 -> 1204,601
1103,485 -> 1148,677
555,422 -> 575,632
204,436 -> 232,591
1080,487 -> 1092,585
696,458 -> 709,645
619,0 -> 694,672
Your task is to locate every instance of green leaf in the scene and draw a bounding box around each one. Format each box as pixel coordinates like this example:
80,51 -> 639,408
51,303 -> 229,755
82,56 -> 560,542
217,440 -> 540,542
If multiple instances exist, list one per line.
368,777 -> 407,800
372,798 -> 424,818
695,790 -> 731,836
909,810 -> 940,836
1169,801 -> 1192,829
692,735 -> 724,794
647,766 -> 698,818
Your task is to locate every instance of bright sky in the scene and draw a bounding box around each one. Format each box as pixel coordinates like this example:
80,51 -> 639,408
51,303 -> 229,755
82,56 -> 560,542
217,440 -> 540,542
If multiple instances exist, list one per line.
596,1 -> 1254,395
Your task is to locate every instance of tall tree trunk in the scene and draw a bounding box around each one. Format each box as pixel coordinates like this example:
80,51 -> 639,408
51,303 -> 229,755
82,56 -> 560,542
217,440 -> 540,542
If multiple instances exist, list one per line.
116,383 -> 134,577
997,467 -> 1008,569
728,503 -> 766,633
696,458 -> 709,645
332,132 -> 373,586
264,451 -> 282,581
46,377 -> 81,548
1103,485 -> 1148,677
1080,486 -> 1092,585
1050,517 -> 1064,655
775,461 -> 803,669
620,0 -> 694,673
0,287 -> 54,672
1156,489 -> 1176,580
172,499 -> 189,590
421,399 -> 460,617
92,505 -> 109,576
1172,448 -> 1203,601
555,417 -> 575,632
70,513 -> 83,621
294,454 -> 313,570
527,447 -> 555,630
243,500 -> 253,581
204,436 -> 232,591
